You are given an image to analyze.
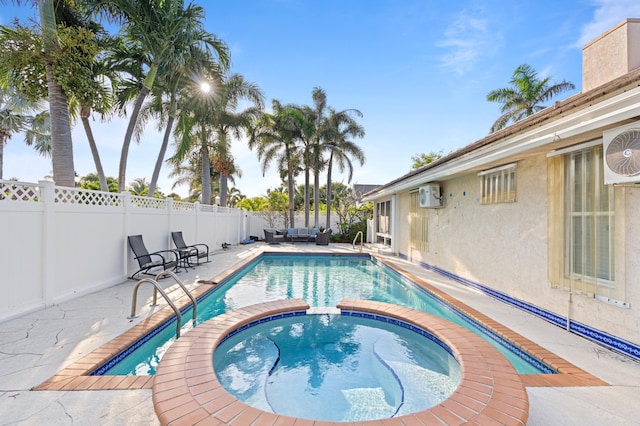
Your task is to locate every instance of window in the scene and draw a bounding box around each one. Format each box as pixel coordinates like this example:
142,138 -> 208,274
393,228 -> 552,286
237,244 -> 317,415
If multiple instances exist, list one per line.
479,163 -> 517,204
376,200 -> 391,246
409,191 -> 428,251
548,143 -> 620,300
565,147 -> 615,283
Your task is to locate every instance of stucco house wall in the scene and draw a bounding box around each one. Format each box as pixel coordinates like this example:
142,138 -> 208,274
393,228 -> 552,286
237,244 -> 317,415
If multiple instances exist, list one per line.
393,153 -> 640,346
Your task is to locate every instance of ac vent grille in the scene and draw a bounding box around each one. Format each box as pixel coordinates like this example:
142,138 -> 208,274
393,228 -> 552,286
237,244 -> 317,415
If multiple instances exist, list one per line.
605,129 -> 640,177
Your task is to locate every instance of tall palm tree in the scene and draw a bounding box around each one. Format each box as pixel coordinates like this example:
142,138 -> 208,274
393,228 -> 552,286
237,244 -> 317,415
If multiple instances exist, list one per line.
0,5 -> 114,188
487,64 -> 575,133
139,46 -> 217,198
1,0 -> 81,186
249,100 -> 304,228
324,109 -> 365,229
172,95 -> 216,205
290,103 -> 314,226
71,32 -> 119,192
207,73 -> 264,207
89,0 -> 230,192
310,87 -> 328,228
36,0 -> 75,187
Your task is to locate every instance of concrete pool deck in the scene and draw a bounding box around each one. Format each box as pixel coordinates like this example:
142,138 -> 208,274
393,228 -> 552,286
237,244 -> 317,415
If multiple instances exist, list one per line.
1,243 -> 639,424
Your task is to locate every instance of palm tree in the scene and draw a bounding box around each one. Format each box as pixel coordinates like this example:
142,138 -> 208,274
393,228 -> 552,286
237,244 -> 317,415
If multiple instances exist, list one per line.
0,5 -> 115,188
89,0 -> 230,192
127,177 -> 149,196
1,0 -> 80,186
310,87 -> 328,228
226,187 -> 245,207
138,42 -> 222,198
487,64 -> 575,133
71,33 -> 119,192
207,73 -> 264,207
249,100 -> 304,228
324,109 -> 365,229
172,98 -> 216,205
36,0 -> 75,187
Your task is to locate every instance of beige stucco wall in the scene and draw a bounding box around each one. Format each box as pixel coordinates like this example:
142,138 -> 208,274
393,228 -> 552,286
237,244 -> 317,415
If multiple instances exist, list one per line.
582,18 -> 640,92
395,153 -> 640,346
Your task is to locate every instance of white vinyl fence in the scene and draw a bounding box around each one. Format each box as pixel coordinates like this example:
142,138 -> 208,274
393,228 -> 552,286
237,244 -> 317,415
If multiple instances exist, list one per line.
0,179 -> 267,322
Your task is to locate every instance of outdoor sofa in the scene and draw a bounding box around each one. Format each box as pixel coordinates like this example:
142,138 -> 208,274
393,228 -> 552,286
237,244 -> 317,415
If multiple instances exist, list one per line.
285,227 -> 319,243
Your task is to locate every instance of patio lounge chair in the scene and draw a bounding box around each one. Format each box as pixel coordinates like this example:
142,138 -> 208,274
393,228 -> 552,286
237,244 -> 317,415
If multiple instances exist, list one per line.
127,234 -> 179,280
171,231 -> 210,266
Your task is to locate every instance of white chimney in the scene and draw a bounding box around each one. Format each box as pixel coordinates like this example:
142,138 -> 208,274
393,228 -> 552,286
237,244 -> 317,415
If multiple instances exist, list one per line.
582,18 -> 640,92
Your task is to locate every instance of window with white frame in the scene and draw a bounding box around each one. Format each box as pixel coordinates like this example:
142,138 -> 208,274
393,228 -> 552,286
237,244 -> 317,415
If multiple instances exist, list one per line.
409,191 -> 428,251
548,143 -> 621,300
565,147 -> 615,283
375,200 -> 392,246
478,163 -> 517,204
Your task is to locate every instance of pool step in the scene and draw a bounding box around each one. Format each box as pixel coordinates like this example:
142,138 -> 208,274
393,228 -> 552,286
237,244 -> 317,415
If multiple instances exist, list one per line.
341,387 -> 396,421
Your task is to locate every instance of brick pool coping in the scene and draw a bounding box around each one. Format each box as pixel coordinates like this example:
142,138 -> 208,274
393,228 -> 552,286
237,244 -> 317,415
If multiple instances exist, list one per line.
35,250 -> 607,394
152,298 -> 529,425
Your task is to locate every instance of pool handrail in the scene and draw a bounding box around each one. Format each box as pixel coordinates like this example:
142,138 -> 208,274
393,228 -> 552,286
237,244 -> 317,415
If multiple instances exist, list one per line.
128,278 -> 183,339
153,270 -> 198,327
353,231 -> 364,251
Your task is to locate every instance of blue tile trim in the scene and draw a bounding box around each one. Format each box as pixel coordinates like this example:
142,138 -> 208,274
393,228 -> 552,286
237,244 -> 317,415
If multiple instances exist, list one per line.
341,310 -> 457,358
401,252 -> 640,362
218,310 -> 308,345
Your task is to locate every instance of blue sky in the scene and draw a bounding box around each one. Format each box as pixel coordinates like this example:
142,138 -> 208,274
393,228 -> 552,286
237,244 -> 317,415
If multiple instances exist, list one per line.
2,0 -> 640,198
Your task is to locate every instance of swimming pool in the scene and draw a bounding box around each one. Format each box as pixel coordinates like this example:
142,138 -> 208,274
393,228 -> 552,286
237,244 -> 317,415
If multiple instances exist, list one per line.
214,313 -> 462,422
96,253 -> 554,375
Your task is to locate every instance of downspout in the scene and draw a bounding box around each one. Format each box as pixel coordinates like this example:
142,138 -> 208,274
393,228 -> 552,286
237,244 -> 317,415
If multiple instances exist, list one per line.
391,194 -> 397,254
567,289 -> 572,331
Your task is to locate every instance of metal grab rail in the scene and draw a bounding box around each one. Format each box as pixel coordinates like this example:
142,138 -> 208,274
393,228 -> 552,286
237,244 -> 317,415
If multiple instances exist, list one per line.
352,231 -> 364,252
128,278 -> 183,339
154,270 -> 197,327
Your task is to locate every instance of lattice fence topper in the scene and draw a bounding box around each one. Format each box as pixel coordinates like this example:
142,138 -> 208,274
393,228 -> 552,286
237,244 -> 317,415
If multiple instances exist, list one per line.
131,195 -> 167,209
54,187 -> 123,206
0,181 -> 40,202
173,201 -> 196,211
199,204 -> 216,213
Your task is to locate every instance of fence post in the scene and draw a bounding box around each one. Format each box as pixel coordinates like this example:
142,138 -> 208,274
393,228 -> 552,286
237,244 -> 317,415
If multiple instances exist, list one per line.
194,202 -> 200,242
167,198 -> 174,248
40,180 -> 55,307
122,192 -> 132,278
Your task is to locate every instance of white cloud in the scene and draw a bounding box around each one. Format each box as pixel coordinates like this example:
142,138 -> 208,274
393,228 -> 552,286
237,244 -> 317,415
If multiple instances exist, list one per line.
436,9 -> 497,75
576,0 -> 640,47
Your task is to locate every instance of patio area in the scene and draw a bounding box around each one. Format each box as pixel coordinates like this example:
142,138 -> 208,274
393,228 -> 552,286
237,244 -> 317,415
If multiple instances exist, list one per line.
1,242 -> 639,425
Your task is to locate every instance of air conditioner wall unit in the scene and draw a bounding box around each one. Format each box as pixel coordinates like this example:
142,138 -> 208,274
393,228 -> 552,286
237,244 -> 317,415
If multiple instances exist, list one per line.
603,121 -> 640,185
419,184 -> 442,208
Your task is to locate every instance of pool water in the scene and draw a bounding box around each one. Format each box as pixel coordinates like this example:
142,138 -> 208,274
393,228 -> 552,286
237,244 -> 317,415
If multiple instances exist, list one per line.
214,314 -> 462,422
100,254 -> 552,375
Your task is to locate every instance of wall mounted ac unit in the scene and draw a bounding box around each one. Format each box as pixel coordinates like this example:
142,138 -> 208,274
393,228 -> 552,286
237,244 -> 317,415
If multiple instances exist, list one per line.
603,121 -> 640,185
419,184 -> 442,208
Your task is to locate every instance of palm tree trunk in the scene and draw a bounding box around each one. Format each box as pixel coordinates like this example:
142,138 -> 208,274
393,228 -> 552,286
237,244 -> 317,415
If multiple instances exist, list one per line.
80,108 -> 108,192
304,166 -> 310,227
219,173 -> 228,207
313,170 -> 320,228
45,62 -> 75,187
201,142 -> 211,205
288,169 -> 295,228
118,85 -> 150,192
148,115 -> 175,198
40,0 -> 75,188
0,137 -> 5,180
325,152 -> 334,229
